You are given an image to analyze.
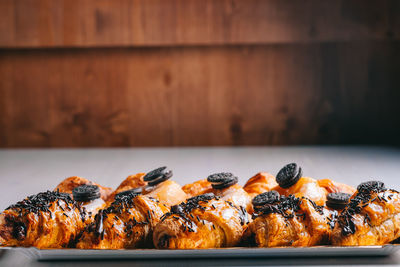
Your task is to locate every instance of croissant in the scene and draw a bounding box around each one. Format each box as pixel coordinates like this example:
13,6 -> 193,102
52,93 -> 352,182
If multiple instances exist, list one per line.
332,181 -> 400,246
71,185 -> 107,225
317,179 -> 356,195
244,192 -> 331,247
76,166 -> 186,249
107,169 -> 187,206
153,193 -> 249,249
182,173 -> 252,212
182,179 -> 212,198
55,176 -> 113,201
273,177 -> 329,206
76,192 -> 169,249
143,180 -> 187,207
273,163 -> 355,206
243,172 -> 278,198
106,173 -> 147,202
0,191 -> 85,248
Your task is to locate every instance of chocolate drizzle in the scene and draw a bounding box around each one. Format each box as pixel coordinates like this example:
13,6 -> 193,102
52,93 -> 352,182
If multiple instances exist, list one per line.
337,180 -> 387,236
88,191 -> 151,240
252,193 -> 324,222
160,193 -> 217,231
160,193 -> 249,232
4,190 -> 78,241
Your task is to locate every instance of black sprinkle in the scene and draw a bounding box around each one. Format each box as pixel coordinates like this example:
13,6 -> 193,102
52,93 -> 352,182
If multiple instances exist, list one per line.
337,181 -> 387,236
6,190 -> 76,216
252,194 -> 304,220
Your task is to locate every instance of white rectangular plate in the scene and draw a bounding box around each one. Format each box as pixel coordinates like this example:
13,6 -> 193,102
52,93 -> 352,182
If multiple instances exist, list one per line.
3,245 -> 399,261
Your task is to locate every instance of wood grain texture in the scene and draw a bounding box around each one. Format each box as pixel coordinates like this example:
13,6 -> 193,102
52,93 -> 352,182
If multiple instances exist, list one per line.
0,0 -> 399,48
0,43 -> 399,147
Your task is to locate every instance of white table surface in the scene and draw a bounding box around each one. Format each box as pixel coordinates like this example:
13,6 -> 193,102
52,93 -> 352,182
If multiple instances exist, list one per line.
1,146 -> 400,266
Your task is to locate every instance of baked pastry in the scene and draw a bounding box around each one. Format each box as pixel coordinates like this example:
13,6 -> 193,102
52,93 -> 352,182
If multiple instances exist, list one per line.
243,172 -> 278,198
332,181 -> 400,246
244,191 -> 331,247
0,190 -> 85,248
76,167 -> 186,249
182,179 -> 212,198
72,185 -> 106,224
272,163 -> 355,205
153,193 -> 249,249
55,176 -> 113,201
106,173 -> 147,202
143,180 -> 187,207
318,179 -> 356,195
76,191 -> 169,249
107,167 -> 187,206
182,172 -> 252,212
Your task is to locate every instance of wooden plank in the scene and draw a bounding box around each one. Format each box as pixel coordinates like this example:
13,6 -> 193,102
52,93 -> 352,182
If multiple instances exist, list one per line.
0,0 -> 399,48
0,43 -> 399,147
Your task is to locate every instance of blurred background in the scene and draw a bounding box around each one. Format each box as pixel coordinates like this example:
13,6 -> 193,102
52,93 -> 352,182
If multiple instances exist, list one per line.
0,0 -> 400,148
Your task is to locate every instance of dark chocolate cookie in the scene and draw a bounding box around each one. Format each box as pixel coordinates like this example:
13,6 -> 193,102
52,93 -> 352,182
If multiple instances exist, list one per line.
187,192 -> 216,203
72,185 -> 101,202
143,166 -> 173,186
276,163 -> 302,188
170,204 -> 184,214
252,190 -> 280,208
207,172 -> 238,189
115,187 -> 143,200
326,192 -> 351,209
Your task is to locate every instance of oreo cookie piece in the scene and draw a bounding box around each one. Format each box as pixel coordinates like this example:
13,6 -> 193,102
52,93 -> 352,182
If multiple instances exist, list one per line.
72,185 -> 101,202
326,192 -> 351,209
276,163 -> 302,188
252,190 -> 280,208
170,204 -> 184,214
207,172 -> 238,189
357,180 -> 385,193
143,166 -> 173,186
187,193 -> 216,203
115,187 -> 143,200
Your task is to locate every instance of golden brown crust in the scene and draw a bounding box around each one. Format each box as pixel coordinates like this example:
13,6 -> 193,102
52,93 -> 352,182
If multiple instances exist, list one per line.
153,197 -> 248,249
182,179 -> 212,198
317,179 -> 356,195
76,195 -> 169,249
0,192 -> 85,248
107,173 -> 186,206
272,177 -> 328,206
76,174 -> 188,249
144,180 -> 187,207
78,198 -> 107,224
214,184 -> 253,213
332,189 -> 400,246
244,197 -> 331,247
182,180 -> 252,213
107,173 -> 147,202
243,172 -> 278,198
55,176 -> 113,201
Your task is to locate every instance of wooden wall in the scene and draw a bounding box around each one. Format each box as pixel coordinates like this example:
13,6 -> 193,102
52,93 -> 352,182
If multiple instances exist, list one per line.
0,0 -> 399,147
